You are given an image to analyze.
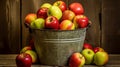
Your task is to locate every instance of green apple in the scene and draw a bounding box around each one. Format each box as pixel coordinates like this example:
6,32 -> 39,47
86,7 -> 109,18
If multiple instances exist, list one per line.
41,3 -> 52,8
94,51 -> 109,66
25,50 -> 38,63
30,18 -> 45,29
47,5 -> 62,20
81,49 -> 95,64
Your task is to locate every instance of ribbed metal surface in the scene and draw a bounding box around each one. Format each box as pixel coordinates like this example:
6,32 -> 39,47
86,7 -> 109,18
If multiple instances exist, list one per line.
33,28 -> 86,66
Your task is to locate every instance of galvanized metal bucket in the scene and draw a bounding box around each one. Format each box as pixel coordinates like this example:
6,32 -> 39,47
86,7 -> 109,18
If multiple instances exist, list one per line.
32,28 -> 86,66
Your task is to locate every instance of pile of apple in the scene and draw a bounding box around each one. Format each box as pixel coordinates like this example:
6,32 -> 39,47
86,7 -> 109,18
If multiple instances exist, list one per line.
69,43 -> 109,67
16,38 -> 38,67
24,0 -> 89,30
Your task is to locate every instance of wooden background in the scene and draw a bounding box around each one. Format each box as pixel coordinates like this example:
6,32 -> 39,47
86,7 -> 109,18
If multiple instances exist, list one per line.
0,0 -> 120,54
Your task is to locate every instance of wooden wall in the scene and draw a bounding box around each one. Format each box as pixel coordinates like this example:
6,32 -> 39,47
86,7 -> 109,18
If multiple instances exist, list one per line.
0,0 -> 21,54
0,0 -> 120,54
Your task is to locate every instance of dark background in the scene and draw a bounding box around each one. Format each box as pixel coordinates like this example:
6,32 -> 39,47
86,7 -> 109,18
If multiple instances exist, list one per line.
0,0 -> 120,54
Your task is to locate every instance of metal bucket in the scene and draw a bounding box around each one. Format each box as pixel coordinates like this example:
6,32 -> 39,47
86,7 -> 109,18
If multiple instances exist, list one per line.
32,28 -> 86,66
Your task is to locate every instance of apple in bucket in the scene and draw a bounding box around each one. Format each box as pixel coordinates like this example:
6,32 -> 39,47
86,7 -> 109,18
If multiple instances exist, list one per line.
60,20 -> 75,30
47,5 -> 62,20
53,0 -> 67,12
45,16 -> 59,29
61,10 -> 75,21
69,2 -> 84,15
37,7 -> 48,19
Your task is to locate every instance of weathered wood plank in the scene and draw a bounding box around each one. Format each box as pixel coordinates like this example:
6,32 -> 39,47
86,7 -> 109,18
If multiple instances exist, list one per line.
0,54 -> 120,67
101,0 -> 120,54
0,0 -> 21,54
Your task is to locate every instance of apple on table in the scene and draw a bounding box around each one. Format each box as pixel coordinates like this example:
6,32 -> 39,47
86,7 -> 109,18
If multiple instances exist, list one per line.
25,50 -> 38,63
20,46 -> 38,63
69,52 -> 85,67
81,49 -> 95,64
20,46 -> 32,53
94,51 -> 109,66
16,53 -> 32,67
83,43 -> 93,50
93,47 -> 105,53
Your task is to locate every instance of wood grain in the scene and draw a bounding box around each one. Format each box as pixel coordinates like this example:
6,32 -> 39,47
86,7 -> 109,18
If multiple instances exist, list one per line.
0,0 -> 21,54
0,54 -> 120,67
101,0 -> 120,53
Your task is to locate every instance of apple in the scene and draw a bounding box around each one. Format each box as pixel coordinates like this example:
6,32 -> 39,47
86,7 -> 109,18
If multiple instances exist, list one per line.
30,18 -> 45,29
69,2 -> 84,15
81,49 -> 95,64
83,43 -> 93,50
53,0 -> 67,12
60,20 -> 75,30
76,15 -> 89,28
25,50 -> 38,63
47,5 -> 62,20
61,10 -> 75,21
16,53 -> 32,67
20,46 -> 32,53
25,13 -> 37,27
73,15 -> 85,28
37,7 -> 48,19
41,3 -> 52,9
94,51 -> 109,66
93,47 -> 105,53
45,16 -> 59,29
69,52 -> 85,67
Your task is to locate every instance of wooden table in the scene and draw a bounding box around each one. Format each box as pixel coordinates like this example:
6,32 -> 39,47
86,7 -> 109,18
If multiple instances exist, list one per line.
0,54 -> 120,67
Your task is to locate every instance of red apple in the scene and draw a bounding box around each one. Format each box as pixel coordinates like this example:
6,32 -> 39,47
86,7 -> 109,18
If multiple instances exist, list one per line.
73,15 -> 83,28
77,15 -> 89,28
93,47 -> 105,53
20,46 -> 32,53
45,16 -> 59,29
25,13 -> 37,27
69,2 -> 84,15
16,53 -> 32,67
25,50 -> 38,63
83,43 -> 93,50
60,20 -> 75,30
69,52 -> 85,67
53,0 -> 67,12
37,7 -> 48,19
61,10 -> 75,21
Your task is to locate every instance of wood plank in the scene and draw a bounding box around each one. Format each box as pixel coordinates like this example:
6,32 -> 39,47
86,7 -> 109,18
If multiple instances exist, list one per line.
0,0 -> 21,54
0,54 -> 120,67
101,0 -> 120,54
